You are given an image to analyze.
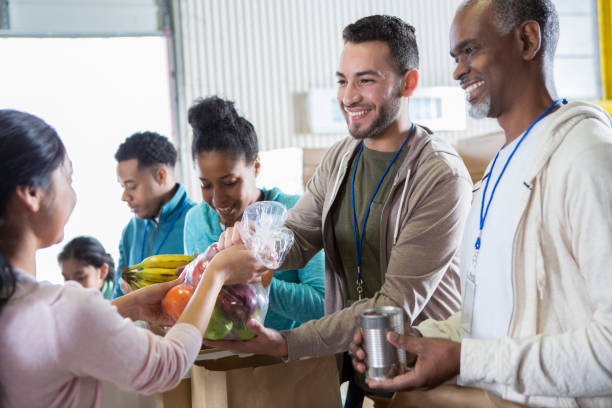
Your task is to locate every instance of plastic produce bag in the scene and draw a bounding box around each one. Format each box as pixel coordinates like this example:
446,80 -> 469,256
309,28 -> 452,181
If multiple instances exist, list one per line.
181,201 -> 294,340
238,201 -> 294,269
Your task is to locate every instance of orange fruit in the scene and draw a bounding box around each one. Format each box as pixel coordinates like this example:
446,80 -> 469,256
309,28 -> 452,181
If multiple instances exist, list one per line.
162,284 -> 195,321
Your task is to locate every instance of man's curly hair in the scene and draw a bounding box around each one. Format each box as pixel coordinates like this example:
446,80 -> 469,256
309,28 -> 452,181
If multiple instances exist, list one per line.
115,131 -> 177,168
342,15 -> 419,73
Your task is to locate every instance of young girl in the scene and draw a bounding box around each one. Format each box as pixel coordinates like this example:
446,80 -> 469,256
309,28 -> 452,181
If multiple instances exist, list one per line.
0,109 -> 264,408
58,236 -> 116,299
183,96 -> 325,331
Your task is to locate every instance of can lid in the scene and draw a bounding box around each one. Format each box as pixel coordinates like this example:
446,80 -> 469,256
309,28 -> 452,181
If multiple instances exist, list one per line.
360,308 -> 392,329
373,306 -> 403,316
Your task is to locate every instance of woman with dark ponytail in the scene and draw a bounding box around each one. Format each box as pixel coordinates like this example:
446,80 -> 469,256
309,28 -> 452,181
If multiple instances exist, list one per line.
0,109 -> 67,311
58,236 -> 116,300
184,96 -> 325,331
0,109 -> 266,407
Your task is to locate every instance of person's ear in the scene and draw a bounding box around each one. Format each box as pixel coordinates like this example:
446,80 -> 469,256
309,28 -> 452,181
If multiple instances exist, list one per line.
154,166 -> 168,185
401,69 -> 419,97
518,20 -> 541,61
99,263 -> 109,282
252,157 -> 261,178
14,185 -> 43,213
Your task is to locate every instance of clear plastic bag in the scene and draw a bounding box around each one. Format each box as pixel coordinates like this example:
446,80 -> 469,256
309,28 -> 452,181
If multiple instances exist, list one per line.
182,201 -> 294,340
238,201 -> 294,269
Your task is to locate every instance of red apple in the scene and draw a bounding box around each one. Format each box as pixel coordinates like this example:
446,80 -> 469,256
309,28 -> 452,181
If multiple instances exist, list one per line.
185,243 -> 220,288
220,284 -> 257,322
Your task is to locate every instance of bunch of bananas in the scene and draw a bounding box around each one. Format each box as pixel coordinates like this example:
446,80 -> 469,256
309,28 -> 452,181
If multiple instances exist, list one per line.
122,254 -> 194,291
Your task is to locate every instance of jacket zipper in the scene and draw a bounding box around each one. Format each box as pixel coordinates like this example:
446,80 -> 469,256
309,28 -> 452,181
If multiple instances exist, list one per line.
145,220 -> 160,258
322,147 -> 353,291
502,181 -> 534,400
393,169 -> 411,245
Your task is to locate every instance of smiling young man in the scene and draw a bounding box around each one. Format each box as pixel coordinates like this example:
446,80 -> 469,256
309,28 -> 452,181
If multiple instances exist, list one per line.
206,15 -> 473,407
112,131 -> 195,298
350,1 -> 612,407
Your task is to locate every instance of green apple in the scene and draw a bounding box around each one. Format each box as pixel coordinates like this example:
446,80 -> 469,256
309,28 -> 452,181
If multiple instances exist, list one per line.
204,306 -> 233,340
232,321 -> 256,340
232,309 -> 262,340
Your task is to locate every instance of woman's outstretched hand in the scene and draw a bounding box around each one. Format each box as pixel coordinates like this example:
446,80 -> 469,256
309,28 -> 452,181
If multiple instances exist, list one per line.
112,273 -> 186,326
207,244 -> 268,285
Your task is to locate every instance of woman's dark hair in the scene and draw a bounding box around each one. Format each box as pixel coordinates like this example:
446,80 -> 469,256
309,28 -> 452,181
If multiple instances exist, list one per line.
0,109 -> 66,309
188,96 -> 259,163
58,236 -> 115,283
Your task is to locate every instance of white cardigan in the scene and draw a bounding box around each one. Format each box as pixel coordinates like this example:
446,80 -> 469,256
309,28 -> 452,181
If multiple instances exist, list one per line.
418,101 -> 612,407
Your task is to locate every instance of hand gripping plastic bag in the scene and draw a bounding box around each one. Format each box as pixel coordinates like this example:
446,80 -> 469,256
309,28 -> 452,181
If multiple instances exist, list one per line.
180,201 -> 294,340
180,243 -> 269,340
238,200 -> 294,270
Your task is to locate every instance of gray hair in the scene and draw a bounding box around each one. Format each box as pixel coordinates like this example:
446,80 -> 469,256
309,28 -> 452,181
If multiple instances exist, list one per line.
459,0 -> 560,61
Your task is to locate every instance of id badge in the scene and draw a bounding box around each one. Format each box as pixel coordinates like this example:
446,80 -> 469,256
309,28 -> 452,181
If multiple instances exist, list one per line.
462,274 -> 476,335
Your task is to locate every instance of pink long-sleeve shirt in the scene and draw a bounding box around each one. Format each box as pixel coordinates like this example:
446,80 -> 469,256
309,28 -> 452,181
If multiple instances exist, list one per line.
0,269 -> 202,408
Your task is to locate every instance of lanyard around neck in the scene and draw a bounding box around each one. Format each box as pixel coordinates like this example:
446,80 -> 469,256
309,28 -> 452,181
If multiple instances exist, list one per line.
351,123 -> 415,299
140,201 -> 189,260
475,98 -> 567,251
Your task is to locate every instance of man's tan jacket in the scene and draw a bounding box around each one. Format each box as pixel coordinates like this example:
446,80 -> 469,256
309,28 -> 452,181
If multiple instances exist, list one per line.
280,125 -> 473,361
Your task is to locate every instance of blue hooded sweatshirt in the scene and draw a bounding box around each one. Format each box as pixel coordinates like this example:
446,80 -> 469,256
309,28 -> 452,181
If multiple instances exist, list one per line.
113,183 -> 196,298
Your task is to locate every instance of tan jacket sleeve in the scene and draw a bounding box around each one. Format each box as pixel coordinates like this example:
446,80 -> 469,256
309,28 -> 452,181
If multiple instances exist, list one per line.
283,163 -> 472,360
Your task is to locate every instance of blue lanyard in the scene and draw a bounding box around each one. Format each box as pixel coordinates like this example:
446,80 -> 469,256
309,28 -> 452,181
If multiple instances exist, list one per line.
351,123 -> 415,299
475,98 -> 567,251
140,201 -> 189,260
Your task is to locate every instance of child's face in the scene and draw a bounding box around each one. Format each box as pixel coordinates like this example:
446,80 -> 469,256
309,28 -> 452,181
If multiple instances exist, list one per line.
61,258 -> 107,291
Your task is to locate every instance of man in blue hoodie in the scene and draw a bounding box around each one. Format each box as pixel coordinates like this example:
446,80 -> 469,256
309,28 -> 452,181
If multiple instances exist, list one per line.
112,131 -> 195,298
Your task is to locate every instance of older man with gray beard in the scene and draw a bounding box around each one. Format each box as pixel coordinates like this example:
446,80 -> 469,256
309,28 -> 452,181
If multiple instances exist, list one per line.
351,1 -> 612,407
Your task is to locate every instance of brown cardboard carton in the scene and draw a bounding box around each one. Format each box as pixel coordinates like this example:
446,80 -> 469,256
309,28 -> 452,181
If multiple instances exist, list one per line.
190,351 -> 342,408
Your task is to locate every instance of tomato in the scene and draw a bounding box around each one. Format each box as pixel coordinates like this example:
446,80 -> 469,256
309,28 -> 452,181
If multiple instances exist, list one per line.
162,284 -> 195,321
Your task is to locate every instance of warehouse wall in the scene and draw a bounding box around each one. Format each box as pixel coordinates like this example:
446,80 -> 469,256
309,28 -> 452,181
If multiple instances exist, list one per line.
171,0 -> 501,150
170,0 -> 505,194
1,0 -> 600,192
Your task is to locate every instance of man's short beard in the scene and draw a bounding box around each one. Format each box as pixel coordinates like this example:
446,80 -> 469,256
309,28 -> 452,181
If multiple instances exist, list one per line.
468,94 -> 491,119
348,88 -> 402,140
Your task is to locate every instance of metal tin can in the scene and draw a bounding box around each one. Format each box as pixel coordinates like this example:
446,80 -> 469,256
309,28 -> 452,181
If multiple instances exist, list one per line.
359,306 -> 406,380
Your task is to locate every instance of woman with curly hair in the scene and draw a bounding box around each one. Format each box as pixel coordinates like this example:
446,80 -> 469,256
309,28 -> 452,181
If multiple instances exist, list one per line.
183,96 -> 325,331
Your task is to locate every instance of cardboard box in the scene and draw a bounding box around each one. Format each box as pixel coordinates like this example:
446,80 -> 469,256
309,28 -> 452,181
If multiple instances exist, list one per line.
190,350 -> 342,408
155,349 -> 342,408
156,378 -> 192,408
453,131 -> 505,183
